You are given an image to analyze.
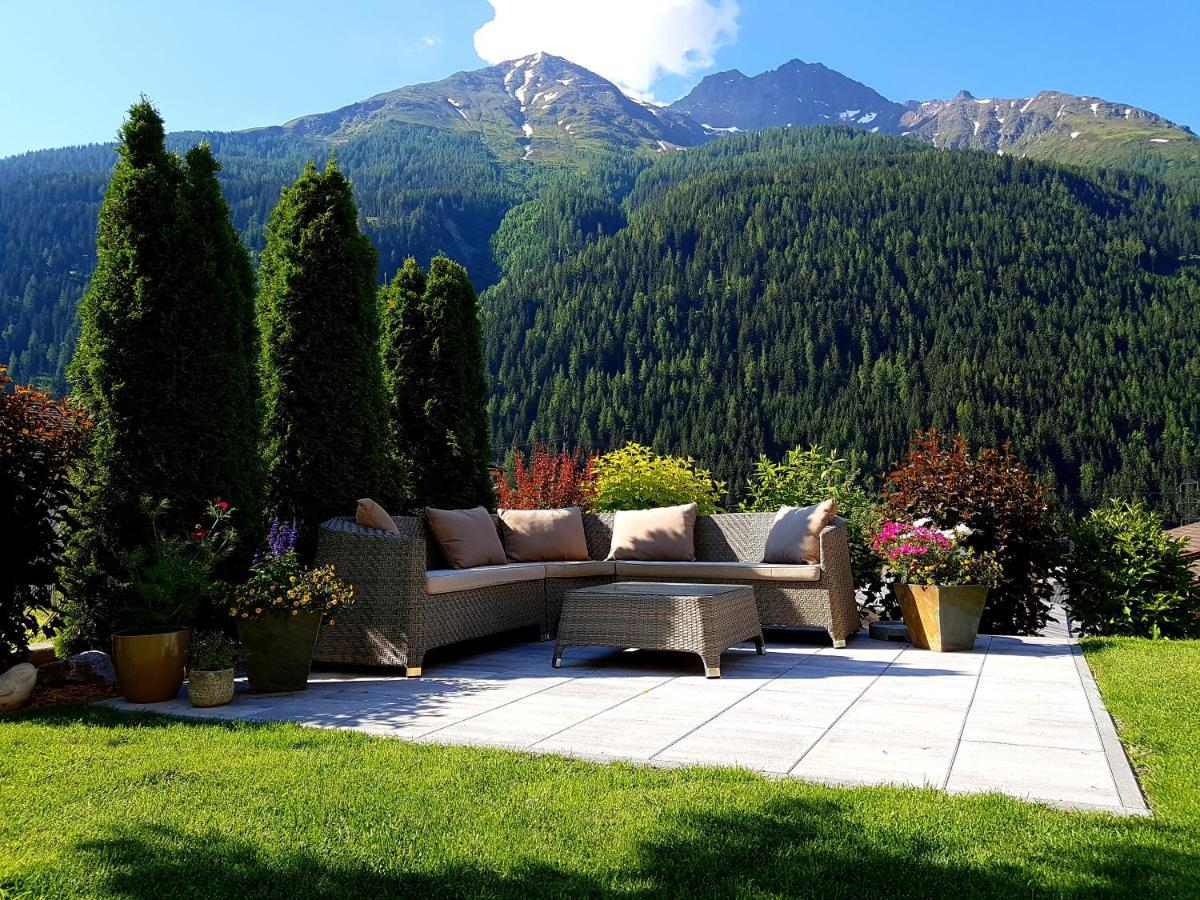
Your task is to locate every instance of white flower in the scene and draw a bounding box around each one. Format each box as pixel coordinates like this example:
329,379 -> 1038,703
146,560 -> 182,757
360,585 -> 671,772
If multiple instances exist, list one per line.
913,517 -> 932,527
954,523 -> 973,536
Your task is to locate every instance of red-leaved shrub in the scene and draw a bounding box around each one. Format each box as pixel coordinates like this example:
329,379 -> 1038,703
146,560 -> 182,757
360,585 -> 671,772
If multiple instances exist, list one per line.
494,444 -> 597,510
881,430 -> 1063,635
0,366 -> 91,663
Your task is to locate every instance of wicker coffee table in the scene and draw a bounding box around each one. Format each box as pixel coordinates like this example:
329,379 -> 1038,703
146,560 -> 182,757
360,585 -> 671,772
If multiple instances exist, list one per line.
553,582 -> 765,678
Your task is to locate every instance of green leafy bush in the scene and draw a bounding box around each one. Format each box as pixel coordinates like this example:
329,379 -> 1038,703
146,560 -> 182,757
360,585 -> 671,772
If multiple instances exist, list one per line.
742,446 -> 881,593
189,630 -> 239,672
1064,500 -> 1200,639
588,443 -> 724,514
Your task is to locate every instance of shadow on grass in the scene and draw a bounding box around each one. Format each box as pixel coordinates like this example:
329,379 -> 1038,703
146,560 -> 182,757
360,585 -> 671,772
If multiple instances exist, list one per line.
28,800 -> 1196,900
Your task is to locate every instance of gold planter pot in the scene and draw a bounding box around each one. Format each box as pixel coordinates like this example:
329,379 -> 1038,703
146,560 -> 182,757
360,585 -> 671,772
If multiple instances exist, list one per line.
188,668 -> 235,708
893,584 -> 988,652
112,628 -> 190,702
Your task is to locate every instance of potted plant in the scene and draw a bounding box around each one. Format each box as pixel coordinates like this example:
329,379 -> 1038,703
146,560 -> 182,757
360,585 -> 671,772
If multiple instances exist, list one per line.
231,520 -> 355,693
873,520 -> 1003,652
187,630 -> 239,708
112,499 -> 235,703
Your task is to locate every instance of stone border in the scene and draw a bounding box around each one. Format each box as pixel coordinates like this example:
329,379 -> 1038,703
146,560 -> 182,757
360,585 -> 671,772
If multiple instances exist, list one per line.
1069,641 -> 1150,816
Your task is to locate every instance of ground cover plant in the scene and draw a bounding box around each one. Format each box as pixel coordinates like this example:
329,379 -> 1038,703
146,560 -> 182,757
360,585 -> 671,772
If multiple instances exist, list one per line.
1,638 -> 1197,898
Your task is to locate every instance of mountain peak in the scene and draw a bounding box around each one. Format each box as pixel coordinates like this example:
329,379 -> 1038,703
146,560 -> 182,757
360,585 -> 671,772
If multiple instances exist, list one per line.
670,58 -> 906,132
953,89 -> 976,101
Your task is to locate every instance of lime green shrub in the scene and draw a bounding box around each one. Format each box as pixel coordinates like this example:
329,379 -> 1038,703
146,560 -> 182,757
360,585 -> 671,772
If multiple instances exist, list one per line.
1064,500 -> 1199,639
588,443 -> 724,514
742,446 -> 881,591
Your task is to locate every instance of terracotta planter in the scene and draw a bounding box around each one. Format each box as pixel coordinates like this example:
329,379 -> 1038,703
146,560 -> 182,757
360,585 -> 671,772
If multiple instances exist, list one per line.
238,612 -> 322,693
112,628 -> 189,702
188,668 -> 235,708
893,584 -> 988,652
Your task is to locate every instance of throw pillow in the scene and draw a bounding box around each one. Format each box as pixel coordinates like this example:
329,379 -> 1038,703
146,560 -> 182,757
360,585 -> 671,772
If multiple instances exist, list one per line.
425,506 -> 506,568
498,507 -> 590,562
762,500 -> 838,565
356,497 -> 400,533
607,503 -> 698,561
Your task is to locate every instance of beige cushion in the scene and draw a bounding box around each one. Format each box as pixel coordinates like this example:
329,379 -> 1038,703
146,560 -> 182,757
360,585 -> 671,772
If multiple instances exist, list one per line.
544,560 -> 616,578
607,503 -> 698,561
356,497 -> 399,533
425,563 -> 546,595
425,506 -> 506,569
613,560 -> 822,582
498,507 -> 589,562
762,500 -> 838,565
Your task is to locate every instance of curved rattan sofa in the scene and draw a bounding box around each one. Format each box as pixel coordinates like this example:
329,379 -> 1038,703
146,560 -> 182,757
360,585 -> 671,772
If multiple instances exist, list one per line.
313,511 -> 858,675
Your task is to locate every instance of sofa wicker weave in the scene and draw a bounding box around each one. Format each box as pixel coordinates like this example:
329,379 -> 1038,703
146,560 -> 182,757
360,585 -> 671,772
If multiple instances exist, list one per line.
313,511 -> 858,675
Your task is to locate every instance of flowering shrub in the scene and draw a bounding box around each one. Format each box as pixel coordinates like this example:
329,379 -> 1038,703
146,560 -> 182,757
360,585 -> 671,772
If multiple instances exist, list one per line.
119,498 -> 237,632
231,519 -> 355,623
494,443 -> 596,510
742,445 -> 881,594
588,443 -> 724,514
882,430 -> 1063,635
873,521 -> 1002,586
1064,500 -> 1200,639
0,365 -> 91,664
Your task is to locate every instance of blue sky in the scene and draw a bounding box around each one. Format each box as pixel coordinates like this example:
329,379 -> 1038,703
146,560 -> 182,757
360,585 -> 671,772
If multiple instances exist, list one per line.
1,0 -> 1197,158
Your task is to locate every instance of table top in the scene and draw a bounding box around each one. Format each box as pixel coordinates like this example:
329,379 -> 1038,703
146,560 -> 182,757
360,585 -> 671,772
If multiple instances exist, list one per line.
565,581 -> 753,599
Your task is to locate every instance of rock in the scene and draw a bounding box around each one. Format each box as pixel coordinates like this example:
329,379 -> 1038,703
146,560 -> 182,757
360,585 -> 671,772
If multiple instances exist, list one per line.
70,650 -> 117,683
0,663 -> 38,713
36,651 -> 116,688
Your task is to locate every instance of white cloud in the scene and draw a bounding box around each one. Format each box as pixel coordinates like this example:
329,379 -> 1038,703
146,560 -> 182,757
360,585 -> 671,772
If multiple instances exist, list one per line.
421,35 -> 443,47
473,0 -> 739,98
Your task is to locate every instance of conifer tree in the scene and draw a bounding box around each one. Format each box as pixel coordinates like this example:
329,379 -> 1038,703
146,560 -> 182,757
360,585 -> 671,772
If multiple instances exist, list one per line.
258,159 -> 391,551
381,255 -> 494,509
58,100 -> 262,649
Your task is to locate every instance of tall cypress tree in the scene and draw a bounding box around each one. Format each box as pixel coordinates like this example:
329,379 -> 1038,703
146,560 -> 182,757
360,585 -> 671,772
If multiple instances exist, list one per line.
381,255 -> 494,510
258,159 -> 391,550
58,101 -> 262,649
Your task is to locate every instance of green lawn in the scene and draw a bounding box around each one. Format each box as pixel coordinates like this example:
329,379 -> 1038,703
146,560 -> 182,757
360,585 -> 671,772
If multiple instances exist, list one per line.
1,638 -> 1197,899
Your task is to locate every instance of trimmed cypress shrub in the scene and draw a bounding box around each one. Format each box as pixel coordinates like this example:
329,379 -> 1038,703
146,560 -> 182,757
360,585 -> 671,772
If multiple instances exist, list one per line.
381,256 -> 494,510
258,159 -> 391,552
58,101 -> 262,650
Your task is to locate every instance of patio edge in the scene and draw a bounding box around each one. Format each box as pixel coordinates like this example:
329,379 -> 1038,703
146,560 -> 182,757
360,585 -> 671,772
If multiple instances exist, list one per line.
1069,641 -> 1151,816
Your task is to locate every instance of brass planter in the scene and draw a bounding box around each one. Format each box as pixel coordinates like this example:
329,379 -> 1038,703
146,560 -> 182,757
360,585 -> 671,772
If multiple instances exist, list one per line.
238,612 -> 322,694
112,628 -> 190,702
893,584 -> 988,652
188,668 -> 235,708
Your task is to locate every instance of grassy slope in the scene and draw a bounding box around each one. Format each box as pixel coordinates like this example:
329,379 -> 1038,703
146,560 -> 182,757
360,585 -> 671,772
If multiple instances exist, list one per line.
0,639 -> 1197,899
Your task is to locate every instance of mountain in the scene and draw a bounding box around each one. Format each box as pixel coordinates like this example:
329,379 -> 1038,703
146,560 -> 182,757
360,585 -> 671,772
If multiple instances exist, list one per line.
2,54 -> 1199,516
276,52 -> 708,158
671,62 -> 1200,178
899,89 -> 1198,167
670,59 -> 906,134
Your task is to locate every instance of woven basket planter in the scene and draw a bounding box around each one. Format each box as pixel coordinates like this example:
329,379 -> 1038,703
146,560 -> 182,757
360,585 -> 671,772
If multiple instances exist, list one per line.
188,668 -> 235,708
238,612 -> 322,693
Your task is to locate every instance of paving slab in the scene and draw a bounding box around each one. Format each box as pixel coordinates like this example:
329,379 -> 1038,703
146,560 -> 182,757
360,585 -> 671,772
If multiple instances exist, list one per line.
101,625 -> 1148,815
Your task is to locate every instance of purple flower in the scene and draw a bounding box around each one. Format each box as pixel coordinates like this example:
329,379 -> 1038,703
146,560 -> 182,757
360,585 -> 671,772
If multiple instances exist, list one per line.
265,518 -> 298,557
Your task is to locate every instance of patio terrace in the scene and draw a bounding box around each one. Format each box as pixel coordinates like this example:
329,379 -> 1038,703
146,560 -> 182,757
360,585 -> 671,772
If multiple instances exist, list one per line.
105,625 -> 1147,817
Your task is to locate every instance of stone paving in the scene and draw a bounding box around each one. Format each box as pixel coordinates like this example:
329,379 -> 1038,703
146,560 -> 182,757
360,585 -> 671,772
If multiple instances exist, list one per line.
105,626 -> 1148,816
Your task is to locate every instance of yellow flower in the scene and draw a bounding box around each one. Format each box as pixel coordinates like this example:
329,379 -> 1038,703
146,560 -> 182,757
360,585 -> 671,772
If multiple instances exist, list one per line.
291,609 -> 298,616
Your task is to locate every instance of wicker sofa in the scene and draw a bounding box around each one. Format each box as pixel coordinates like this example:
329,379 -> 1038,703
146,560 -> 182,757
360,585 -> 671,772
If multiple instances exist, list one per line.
313,511 -> 858,675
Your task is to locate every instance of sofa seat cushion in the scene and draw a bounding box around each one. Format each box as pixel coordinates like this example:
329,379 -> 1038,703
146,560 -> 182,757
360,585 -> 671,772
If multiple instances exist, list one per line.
613,560 -> 821,582
544,560 -> 616,579
425,563 -> 546,595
